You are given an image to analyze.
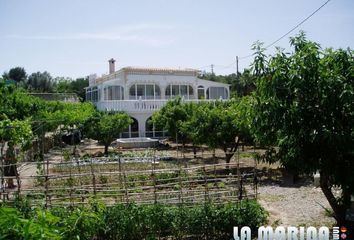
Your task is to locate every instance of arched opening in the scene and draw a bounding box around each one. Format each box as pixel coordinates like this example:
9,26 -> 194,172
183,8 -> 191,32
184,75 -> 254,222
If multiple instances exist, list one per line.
121,117 -> 139,138
130,117 -> 139,137
145,117 -> 164,138
197,85 -> 205,99
129,84 -> 161,100
145,117 -> 154,137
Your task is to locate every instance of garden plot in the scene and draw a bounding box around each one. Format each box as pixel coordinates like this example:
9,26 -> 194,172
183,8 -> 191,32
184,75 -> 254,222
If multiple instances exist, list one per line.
1,152 -> 259,207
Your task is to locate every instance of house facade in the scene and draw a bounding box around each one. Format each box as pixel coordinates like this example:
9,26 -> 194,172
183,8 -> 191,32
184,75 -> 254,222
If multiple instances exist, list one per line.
86,59 -> 230,138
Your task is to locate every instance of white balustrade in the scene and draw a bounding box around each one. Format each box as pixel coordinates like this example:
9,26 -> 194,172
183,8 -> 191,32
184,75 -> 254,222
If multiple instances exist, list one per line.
95,99 -> 216,112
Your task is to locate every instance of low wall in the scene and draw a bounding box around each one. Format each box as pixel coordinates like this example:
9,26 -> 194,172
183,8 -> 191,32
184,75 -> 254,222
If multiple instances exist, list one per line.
114,137 -> 158,149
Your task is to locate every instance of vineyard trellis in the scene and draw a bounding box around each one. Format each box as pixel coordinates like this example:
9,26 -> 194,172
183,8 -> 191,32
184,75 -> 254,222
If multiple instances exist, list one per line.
0,155 -> 260,207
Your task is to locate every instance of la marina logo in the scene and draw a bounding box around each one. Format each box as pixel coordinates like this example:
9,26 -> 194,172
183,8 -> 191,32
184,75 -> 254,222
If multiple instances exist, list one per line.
333,226 -> 347,240
233,226 -> 349,240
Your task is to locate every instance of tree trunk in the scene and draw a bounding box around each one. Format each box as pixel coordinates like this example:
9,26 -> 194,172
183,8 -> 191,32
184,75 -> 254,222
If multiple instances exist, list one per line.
224,138 -> 240,169
4,143 -> 17,188
193,145 -> 197,158
39,132 -> 45,162
320,172 -> 352,229
225,153 -> 233,164
104,144 -> 109,156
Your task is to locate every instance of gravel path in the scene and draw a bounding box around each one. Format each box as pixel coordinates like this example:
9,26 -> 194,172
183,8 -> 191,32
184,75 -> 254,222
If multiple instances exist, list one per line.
258,181 -> 336,227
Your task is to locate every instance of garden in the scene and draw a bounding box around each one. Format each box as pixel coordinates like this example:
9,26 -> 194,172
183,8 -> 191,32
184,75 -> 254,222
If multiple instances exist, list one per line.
1,33 -> 353,238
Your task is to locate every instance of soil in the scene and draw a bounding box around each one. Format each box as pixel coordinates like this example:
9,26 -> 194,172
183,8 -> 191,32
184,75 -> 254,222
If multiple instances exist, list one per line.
258,180 -> 336,228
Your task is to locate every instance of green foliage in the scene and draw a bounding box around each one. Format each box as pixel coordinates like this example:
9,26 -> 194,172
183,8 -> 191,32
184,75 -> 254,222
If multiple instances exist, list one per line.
27,71 -> 54,93
0,80 -> 95,164
99,175 -> 108,184
84,112 -> 133,155
102,201 -> 267,240
0,117 -> 33,148
53,77 -> 89,101
70,77 -> 89,101
199,70 -> 256,97
38,101 -> 96,132
0,81 -> 44,121
35,161 -> 45,186
185,100 -> 253,160
0,207 -> 61,240
0,117 -> 32,186
2,67 -> 27,83
153,97 -> 254,162
60,201 -> 105,240
0,80 -> 94,135
126,171 -> 186,188
152,97 -> 190,144
53,77 -> 73,93
3,66 -> 88,98
252,32 -> 354,225
1,200 -> 267,239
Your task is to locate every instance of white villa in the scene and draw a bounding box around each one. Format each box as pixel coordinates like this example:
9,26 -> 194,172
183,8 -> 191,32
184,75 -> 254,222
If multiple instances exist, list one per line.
86,59 -> 230,138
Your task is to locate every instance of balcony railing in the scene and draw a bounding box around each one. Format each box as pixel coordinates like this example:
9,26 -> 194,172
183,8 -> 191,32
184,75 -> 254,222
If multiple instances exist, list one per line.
95,99 -> 218,112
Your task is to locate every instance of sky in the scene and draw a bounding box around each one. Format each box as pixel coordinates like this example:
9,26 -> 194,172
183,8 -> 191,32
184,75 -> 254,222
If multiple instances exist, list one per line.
0,0 -> 353,79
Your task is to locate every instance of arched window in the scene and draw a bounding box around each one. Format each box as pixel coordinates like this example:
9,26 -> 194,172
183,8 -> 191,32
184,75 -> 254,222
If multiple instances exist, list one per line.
121,117 -> 139,138
197,85 -> 205,99
206,87 -> 228,99
146,116 -> 164,138
129,84 -> 161,100
165,85 -> 194,99
103,86 -> 124,100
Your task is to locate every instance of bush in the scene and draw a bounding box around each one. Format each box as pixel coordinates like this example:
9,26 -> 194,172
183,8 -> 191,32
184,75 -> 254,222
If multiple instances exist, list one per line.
0,207 -> 61,240
101,200 -> 267,240
3,199 -> 267,239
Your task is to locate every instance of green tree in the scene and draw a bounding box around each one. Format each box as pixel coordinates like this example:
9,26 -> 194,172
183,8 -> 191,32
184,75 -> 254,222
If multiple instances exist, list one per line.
33,101 -> 96,159
199,70 -> 256,97
2,67 -> 27,83
84,112 -> 133,155
27,71 -> 54,92
252,32 -> 354,228
0,80 -> 44,121
237,69 -> 256,96
71,77 -> 89,101
53,77 -> 73,93
53,77 -> 89,101
39,101 -> 96,131
0,117 -> 33,188
153,97 -> 253,163
184,99 -> 253,163
152,97 -> 190,146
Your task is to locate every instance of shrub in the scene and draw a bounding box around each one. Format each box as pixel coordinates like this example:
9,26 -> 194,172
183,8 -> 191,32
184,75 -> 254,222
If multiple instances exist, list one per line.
101,200 -> 267,239
3,199 -> 267,239
0,207 -> 61,240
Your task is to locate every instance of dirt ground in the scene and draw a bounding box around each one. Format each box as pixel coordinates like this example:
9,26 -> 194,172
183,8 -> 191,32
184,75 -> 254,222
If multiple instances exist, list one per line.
258,181 -> 335,228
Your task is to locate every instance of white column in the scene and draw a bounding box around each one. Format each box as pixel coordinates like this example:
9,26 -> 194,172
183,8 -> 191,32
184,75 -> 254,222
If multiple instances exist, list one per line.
161,86 -> 166,99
